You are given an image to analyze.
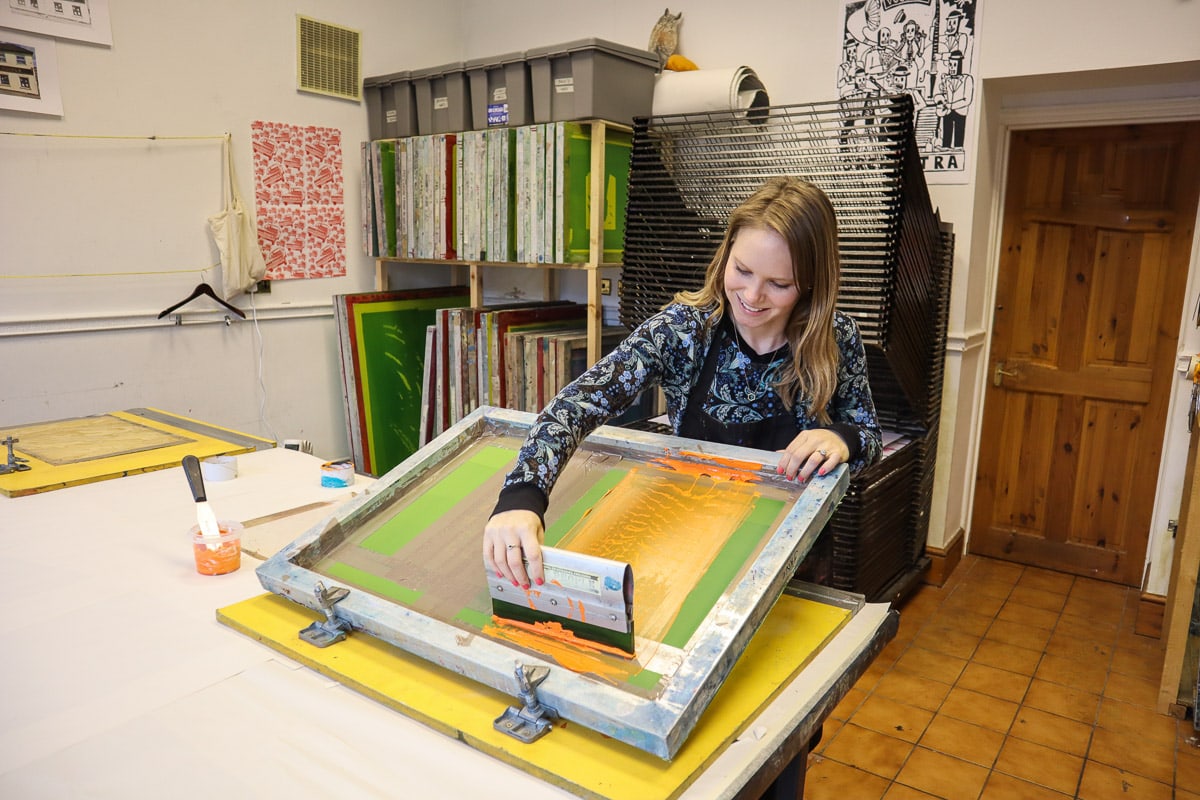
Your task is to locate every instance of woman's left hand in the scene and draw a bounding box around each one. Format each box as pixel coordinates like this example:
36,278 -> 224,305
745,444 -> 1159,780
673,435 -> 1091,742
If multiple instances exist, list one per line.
775,430 -> 849,482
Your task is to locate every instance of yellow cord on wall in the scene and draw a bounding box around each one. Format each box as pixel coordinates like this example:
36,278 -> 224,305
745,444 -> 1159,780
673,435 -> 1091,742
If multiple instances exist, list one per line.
0,131 -> 226,141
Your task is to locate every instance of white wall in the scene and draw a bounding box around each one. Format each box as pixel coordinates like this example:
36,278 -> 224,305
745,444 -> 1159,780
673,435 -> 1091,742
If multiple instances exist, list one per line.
977,0 -> 1200,78
3,0 -> 1199,591
1,0 -> 464,458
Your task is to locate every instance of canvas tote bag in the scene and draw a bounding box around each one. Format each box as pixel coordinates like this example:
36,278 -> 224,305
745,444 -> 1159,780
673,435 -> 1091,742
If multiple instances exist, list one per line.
208,134 -> 266,299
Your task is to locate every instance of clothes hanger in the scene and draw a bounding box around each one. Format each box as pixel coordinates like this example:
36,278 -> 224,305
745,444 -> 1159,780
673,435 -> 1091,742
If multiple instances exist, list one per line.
157,282 -> 247,319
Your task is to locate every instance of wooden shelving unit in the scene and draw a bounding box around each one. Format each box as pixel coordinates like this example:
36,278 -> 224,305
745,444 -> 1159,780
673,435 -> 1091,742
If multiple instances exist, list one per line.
375,119 -> 628,367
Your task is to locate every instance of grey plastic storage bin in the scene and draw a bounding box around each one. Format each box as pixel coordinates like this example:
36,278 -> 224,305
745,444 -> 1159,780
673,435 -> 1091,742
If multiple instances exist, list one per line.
526,38 -> 658,124
465,51 -> 532,129
412,62 -> 472,135
364,70 -> 418,140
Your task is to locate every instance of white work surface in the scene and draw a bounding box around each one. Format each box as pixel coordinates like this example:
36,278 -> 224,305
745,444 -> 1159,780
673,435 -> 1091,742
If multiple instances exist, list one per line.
0,447 -> 890,799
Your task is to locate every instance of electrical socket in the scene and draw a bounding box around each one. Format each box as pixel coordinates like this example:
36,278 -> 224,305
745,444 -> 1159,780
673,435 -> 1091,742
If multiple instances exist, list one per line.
253,280 -> 271,293
600,278 -> 612,296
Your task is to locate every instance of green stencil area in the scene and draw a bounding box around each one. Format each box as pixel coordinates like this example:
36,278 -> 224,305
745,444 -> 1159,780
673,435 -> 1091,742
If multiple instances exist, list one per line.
361,445 -> 515,555
627,668 -> 664,691
543,467 -> 629,546
661,496 -> 785,649
455,606 -> 492,629
327,562 -> 422,605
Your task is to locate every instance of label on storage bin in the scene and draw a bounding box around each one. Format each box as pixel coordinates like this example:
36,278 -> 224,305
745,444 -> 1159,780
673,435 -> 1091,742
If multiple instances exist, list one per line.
492,87 -> 508,102
554,77 -> 576,94
487,103 -> 509,126
434,96 -> 449,110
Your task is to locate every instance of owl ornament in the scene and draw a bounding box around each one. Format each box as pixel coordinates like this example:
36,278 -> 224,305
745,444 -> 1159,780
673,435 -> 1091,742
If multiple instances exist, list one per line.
648,8 -> 684,70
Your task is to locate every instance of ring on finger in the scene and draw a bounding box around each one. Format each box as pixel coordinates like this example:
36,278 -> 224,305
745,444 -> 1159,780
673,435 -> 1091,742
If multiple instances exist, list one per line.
818,449 -> 828,457
507,544 -> 518,550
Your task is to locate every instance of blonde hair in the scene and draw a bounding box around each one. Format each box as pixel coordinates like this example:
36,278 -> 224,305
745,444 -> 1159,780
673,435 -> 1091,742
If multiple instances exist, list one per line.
675,177 -> 842,422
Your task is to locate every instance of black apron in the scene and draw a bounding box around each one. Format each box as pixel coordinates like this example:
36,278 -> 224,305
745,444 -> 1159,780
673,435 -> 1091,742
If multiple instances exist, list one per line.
678,324 -> 800,451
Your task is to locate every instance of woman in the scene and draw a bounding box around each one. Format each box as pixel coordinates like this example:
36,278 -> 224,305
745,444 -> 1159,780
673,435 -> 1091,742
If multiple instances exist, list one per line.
483,177 -> 881,588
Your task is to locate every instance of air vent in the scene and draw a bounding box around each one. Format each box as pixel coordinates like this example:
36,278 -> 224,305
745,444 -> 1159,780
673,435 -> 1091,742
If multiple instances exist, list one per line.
296,15 -> 361,102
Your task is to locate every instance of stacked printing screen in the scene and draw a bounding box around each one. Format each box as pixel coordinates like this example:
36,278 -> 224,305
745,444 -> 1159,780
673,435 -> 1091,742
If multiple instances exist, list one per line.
620,94 -> 953,601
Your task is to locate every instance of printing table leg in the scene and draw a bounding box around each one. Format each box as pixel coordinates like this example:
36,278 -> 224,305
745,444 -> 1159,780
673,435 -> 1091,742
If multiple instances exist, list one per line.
735,723 -> 822,799
761,748 -> 806,799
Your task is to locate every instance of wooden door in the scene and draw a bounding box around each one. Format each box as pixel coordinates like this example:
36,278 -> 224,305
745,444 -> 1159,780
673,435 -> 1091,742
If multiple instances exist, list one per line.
971,121 -> 1200,585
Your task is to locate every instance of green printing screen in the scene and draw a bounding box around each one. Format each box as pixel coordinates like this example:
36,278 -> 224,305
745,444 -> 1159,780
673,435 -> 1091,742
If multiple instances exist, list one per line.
311,435 -> 792,693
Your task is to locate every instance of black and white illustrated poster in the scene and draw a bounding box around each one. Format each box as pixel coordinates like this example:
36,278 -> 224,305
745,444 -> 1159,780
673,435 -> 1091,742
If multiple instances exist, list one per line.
839,0 -> 979,184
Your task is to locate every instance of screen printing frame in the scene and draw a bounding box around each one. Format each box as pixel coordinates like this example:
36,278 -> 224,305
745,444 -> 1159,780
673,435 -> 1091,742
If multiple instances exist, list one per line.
256,406 -> 851,760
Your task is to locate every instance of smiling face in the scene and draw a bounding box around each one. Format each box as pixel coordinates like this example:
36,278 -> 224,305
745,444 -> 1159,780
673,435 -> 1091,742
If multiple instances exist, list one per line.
722,225 -> 801,353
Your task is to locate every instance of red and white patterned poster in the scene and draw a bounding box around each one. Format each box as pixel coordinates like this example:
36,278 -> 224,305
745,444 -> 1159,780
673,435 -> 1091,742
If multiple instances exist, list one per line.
251,121 -> 346,280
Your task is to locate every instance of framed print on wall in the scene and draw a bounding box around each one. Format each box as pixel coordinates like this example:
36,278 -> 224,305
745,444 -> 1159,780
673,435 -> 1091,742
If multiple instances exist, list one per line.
0,30 -> 62,116
0,0 -> 113,47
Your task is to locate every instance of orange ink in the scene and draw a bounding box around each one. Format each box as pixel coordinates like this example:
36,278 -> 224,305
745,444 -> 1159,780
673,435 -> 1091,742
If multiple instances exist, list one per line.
483,616 -> 633,678
191,523 -> 242,575
675,450 -> 764,471
653,453 -> 764,483
522,581 -> 589,624
556,467 -> 760,643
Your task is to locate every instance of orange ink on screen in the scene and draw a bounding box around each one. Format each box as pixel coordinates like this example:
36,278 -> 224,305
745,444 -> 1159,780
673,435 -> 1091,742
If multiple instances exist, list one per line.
653,453 -> 764,483
483,616 -> 633,677
558,467 -> 762,642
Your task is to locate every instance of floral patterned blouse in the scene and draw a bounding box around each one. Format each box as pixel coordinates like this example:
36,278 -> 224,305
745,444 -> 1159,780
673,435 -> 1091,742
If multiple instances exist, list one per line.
492,302 -> 882,519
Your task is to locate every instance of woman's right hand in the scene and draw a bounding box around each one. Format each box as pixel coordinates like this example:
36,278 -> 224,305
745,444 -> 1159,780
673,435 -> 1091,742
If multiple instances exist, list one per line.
483,509 -> 545,589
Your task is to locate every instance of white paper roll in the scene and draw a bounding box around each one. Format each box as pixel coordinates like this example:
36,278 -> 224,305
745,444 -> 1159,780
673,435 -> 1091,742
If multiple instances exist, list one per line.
651,66 -> 769,118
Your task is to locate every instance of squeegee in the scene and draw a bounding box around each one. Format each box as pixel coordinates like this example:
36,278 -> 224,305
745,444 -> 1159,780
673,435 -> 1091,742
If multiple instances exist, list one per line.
488,546 -> 635,655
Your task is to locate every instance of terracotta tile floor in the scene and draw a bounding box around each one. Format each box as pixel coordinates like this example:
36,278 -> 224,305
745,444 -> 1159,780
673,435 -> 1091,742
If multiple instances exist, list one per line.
805,554 -> 1200,800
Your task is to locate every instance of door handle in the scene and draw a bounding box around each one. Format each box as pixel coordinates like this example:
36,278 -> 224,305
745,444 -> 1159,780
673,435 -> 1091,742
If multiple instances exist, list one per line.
993,361 -> 1018,387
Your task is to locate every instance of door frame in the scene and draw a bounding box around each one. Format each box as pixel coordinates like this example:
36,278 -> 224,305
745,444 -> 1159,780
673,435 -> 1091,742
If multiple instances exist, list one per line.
966,83 -> 1200,595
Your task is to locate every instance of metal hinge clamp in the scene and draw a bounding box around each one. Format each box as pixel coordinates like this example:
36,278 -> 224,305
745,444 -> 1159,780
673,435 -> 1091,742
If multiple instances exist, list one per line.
299,581 -> 352,647
0,437 -> 30,475
494,662 -> 558,745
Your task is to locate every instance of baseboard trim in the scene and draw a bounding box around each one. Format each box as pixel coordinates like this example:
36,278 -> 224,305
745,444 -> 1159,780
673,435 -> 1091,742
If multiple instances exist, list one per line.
1135,592 -> 1166,639
924,528 -> 965,587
